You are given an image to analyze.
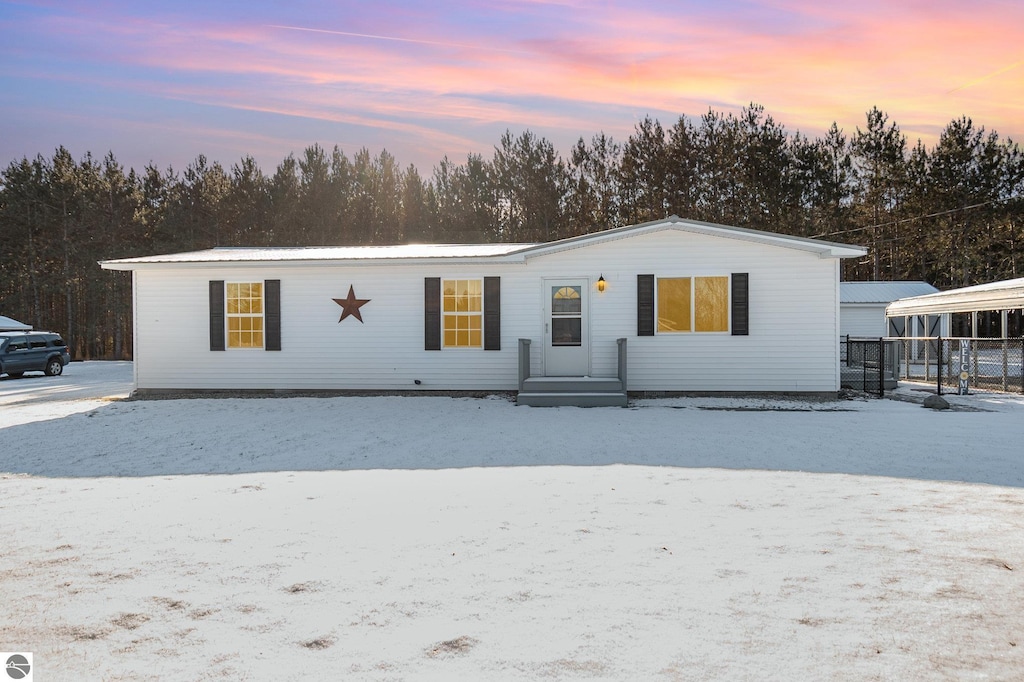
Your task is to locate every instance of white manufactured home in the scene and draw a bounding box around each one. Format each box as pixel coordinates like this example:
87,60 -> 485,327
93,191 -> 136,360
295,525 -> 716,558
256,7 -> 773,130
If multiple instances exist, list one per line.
100,217 -> 866,404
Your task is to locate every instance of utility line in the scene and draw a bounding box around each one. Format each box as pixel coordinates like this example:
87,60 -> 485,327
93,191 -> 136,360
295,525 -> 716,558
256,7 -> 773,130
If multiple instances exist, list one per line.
811,195 -> 1022,239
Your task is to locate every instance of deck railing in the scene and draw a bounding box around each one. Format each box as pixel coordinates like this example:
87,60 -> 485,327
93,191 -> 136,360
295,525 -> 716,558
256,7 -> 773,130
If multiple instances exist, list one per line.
617,338 -> 627,391
517,337 -> 628,392
517,338 -> 531,391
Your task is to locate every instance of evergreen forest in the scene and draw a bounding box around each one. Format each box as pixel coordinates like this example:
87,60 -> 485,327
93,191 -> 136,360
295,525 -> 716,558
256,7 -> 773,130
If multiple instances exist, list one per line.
1,104 -> 1022,359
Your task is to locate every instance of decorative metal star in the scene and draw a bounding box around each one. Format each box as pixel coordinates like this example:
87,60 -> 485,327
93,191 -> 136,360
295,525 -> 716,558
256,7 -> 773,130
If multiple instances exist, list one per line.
333,285 -> 370,323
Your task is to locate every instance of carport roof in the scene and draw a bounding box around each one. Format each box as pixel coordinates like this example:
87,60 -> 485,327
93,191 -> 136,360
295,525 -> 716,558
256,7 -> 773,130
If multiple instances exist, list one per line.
886,277 -> 1024,316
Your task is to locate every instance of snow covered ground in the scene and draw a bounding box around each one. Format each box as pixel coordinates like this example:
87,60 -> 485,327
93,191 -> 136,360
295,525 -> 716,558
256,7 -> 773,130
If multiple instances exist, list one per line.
1,362 -> 1023,680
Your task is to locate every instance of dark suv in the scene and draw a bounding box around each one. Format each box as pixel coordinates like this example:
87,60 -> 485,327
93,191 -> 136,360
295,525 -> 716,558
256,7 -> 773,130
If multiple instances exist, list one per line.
0,331 -> 71,378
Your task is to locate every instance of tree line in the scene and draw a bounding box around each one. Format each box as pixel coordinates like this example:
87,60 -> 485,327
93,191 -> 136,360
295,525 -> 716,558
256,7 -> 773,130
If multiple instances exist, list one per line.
1,104 -> 1022,359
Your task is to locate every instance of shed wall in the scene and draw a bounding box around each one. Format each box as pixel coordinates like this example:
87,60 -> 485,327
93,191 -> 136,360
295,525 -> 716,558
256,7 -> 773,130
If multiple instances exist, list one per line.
840,304 -> 888,338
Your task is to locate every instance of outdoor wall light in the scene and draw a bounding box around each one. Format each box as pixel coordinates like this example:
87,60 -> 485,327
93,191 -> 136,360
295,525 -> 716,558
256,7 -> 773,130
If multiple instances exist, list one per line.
597,274 -> 606,293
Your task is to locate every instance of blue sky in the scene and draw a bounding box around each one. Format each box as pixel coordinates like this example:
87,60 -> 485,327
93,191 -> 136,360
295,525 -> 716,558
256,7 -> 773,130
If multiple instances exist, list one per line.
2,0 -> 1022,173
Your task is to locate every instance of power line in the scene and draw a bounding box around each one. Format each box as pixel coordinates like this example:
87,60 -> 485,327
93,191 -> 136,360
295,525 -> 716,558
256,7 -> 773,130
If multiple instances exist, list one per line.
811,194 -> 1022,239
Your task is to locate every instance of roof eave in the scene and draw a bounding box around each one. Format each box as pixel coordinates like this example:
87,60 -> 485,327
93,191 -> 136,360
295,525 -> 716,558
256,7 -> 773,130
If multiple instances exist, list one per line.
515,217 -> 866,260
99,253 -> 532,270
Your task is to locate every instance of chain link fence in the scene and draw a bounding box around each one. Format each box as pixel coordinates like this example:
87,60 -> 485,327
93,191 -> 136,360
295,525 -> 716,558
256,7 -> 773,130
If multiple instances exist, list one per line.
890,337 -> 1024,395
841,336 -> 1024,396
840,337 -> 899,397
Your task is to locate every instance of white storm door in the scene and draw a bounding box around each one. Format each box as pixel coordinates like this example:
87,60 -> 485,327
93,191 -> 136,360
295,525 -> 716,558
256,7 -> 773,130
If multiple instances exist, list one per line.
543,279 -> 590,376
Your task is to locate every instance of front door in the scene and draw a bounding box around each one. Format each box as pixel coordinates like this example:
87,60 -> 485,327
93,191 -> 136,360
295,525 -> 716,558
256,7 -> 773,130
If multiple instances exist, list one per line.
543,278 -> 590,376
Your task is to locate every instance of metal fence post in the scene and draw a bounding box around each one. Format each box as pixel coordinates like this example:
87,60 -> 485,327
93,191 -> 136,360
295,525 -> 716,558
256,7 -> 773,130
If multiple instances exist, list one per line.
937,336 -> 943,396
878,337 -> 884,398
862,341 -> 868,393
924,334 -> 931,382
972,339 -> 979,386
1003,337 -> 1009,393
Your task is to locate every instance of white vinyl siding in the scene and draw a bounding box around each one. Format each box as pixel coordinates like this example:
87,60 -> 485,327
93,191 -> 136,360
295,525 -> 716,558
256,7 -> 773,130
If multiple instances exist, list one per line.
131,228 -> 842,393
840,304 -> 888,338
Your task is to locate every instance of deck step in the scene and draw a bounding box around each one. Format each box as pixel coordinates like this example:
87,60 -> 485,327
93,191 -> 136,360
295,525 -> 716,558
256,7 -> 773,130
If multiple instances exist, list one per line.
521,377 -> 623,393
516,391 -> 628,408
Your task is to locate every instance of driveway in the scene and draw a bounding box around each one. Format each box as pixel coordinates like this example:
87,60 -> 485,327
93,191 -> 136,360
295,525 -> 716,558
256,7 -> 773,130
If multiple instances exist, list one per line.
0,360 -> 133,427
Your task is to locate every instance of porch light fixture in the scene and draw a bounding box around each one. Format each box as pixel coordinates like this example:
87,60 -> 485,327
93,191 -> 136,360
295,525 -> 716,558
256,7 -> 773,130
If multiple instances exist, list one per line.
597,275 -> 606,293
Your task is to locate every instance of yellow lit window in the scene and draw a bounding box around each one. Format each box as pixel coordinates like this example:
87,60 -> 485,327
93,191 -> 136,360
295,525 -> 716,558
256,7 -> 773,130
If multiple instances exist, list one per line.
227,282 -> 264,348
657,278 -> 692,332
695,276 -> 729,332
657,276 -> 729,333
442,279 -> 482,348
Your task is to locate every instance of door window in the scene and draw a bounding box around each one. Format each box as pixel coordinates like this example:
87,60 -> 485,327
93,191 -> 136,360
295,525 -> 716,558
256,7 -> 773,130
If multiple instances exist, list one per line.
551,286 -> 582,346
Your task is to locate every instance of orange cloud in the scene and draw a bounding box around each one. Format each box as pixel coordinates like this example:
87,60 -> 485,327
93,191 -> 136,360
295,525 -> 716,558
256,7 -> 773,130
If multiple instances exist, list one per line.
9,0 -> 1023,167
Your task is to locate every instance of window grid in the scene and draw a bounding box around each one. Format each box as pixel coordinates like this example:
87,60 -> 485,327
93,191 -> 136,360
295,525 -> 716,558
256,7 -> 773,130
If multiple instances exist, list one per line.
227,282 -> 264,348
442,279 -> 483,348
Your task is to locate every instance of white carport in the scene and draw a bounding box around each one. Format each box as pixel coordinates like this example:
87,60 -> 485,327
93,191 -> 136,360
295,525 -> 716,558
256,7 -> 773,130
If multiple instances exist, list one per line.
886,278 -> 1024,339
885,278 -> 1024,394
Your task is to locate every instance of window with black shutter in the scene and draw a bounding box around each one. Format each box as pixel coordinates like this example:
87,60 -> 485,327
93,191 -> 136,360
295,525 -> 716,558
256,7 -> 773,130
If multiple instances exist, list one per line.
425,277 -> 501,350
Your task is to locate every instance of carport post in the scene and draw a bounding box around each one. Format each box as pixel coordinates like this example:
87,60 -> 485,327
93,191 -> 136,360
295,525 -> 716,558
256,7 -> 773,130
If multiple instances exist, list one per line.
903,328 -> 910,380
924,325 -> 931,382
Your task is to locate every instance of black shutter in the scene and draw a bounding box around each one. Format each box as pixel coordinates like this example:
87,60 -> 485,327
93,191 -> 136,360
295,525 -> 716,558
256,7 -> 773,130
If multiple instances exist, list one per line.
731,273 -> 749,336
637,274 -> 655,336
210,280 -> 225,351
265,279 -> 281,350
484,276 -> 500,351
424,277 -> 441,350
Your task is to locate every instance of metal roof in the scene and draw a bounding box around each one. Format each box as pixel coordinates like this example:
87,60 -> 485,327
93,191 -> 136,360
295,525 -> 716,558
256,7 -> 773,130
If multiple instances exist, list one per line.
840,281 -> 939,304
100,243 -> 534,267
886,277 -> 1024,316
0,315 -> 32,331
100,216 -> 867,270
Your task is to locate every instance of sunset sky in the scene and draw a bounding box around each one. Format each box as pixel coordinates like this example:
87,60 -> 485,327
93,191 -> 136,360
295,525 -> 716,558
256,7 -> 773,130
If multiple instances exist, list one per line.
2,0 -> 1022,174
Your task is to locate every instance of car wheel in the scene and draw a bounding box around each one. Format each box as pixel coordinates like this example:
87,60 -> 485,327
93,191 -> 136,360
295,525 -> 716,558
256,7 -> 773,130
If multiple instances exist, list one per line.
44,357 -> 64,376
8,372 -> 24,379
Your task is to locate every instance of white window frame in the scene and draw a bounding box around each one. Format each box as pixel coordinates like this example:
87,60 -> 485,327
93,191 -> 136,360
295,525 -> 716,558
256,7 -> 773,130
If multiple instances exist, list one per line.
226,281 -> 266,350
655,273 -> 731,334
441,277 -> 484,350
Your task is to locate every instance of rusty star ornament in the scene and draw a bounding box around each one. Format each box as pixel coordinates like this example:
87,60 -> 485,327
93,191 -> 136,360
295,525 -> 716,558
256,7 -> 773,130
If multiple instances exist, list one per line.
333,285 -> 370,323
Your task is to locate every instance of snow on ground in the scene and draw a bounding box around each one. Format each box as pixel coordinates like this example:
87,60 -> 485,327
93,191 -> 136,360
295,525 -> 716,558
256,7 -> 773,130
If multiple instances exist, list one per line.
1,363 -> 1023,680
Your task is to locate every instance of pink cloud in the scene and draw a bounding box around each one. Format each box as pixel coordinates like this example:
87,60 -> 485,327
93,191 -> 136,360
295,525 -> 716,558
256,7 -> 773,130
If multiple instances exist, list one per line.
8,0 -> 1023,162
